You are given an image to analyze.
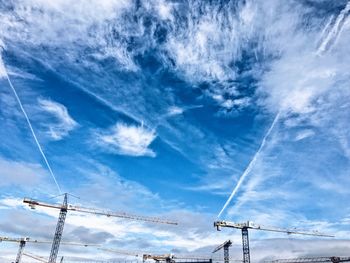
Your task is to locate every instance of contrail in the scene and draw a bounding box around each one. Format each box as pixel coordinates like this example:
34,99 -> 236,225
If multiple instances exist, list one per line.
317,1 -> 350,54
217,0 -> 350,219
0,55 -> 62,194
217,112 -> 280,218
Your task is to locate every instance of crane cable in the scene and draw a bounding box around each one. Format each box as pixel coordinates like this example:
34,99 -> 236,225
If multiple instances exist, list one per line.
1,54 -> 61,194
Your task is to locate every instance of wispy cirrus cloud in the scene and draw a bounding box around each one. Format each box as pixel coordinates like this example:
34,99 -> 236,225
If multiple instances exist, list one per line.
294,129 -> 315,141
0,0 -> 350,259
38,98 -> 78,140
95,122 -> 157,157
166,105 -> 203,117
0,42 -> 7,78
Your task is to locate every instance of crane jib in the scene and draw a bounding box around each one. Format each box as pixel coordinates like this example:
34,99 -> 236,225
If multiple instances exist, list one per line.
23,197 -> 178,225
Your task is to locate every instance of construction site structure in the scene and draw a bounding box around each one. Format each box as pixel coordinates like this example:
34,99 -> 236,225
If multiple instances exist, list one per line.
24,194 -> 177,263
143,254 -> 214,263
214,220 -> 334,263
1,236 -> 49,263
0,236 -> 97,263
266,257 -> 350,263
101,248 -> 216,263
49,193 -> 68,263
143,253 -> 175,263
212,240 -> 232,263
23,252 -> 47,263
23,252 -> 65,263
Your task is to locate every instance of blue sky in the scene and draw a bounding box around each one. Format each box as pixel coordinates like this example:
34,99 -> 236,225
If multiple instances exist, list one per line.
0,0 -> 350,261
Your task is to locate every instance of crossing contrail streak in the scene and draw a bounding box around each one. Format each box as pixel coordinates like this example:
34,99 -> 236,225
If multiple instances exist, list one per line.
317,1 -> 350,54
217,112 -> 280,218
217,1 -> 350,219
1,56 -> 62,194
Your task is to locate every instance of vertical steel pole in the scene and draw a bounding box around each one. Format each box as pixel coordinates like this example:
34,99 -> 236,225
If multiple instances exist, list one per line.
241,228 -> 250,263
223,244 -> 229,263
15,240 -> 26,263
48,193 -> 68,263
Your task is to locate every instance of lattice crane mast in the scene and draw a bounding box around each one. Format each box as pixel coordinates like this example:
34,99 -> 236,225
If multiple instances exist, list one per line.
1,237 -> 30,263
212,240 -> 232,263
0,236 -> 93,263
214,220 -> 333,263
24,194 -> 177,263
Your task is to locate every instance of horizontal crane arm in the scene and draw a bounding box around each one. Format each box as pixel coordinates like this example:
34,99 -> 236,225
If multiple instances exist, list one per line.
214,221 -> 334,237
251,225 -> 334,237
24,198 -> 177,225
98,247 -> 140,257
69,205 -> 177,225
0,236 -> 100,246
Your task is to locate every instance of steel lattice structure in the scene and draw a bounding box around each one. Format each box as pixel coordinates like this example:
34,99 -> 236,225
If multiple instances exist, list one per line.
15,240 -> 26,263
241,228 -> 249,263
213,240 -> 233,263
214,220 -> 332,263
48,193 -> 68,263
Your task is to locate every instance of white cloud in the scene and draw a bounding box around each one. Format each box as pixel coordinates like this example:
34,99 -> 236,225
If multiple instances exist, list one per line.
1,191 -> 350,260
163,0 -> 305,112
0,195 -> 228,256
38,98 -> 78,140
217,0 -> 350,220
0,57 -> 6,78
96,122 -> 157,157
155,0 -> 174,21
0,0 -> 135,71
166,105 -> 203,117
1,1 -> 350,257
166,9 -> 239,83
0,44 -> 7,78
167,106 -> 184,116
294,129 -> 315,141
0,158 -> 46,188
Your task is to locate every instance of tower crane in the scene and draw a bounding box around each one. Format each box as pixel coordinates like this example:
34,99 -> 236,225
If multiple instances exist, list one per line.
266,256 -> 350,263
214,220 -> 334,263
212,240 -> 232,263
0,236 -> 95,263
1,237 -> 30,263
23,194 -> 177,263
